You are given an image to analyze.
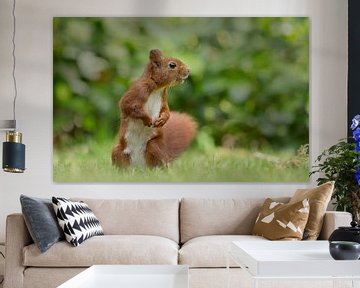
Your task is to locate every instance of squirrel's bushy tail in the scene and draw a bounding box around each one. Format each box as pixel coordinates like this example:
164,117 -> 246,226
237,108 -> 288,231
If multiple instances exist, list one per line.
163,112 -> 197,161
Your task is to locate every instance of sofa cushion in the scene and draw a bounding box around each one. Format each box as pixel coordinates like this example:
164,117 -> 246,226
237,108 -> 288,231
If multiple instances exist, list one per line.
20,195 -> 64,253
52,197 -> 104,247
72,199 -> 179,243
252,198 -> 310,240
179,235 -> 267,268
24,268 -> 86,288
290,181 -> 334,240
23,235 -> 178,267
180,198 -> 288,243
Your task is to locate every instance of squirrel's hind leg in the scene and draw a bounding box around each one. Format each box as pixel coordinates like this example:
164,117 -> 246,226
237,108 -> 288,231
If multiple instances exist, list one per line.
111,143 -> 130,167
145,137 -> 171,167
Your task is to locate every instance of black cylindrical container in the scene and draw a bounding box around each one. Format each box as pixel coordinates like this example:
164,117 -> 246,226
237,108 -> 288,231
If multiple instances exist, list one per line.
2,131 -> 25,173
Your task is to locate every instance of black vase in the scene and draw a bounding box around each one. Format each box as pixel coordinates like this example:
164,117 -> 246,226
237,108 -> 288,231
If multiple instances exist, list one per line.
328,221 -> 360,244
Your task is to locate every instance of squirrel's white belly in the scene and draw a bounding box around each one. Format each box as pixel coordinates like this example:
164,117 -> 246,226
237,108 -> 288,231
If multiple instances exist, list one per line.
124,90 -> 162,166
145,90 -> 162,121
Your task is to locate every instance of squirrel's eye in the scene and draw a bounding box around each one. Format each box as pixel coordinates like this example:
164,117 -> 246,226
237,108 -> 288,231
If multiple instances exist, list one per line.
168,62 -> 177,69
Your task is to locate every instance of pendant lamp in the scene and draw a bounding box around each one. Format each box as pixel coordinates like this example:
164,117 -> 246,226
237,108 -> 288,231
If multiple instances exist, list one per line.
1,0 -> 26,173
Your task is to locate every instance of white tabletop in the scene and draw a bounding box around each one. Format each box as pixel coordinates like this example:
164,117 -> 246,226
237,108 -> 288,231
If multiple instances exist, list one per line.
58,265 -> 189,288
231,241 -> 360,278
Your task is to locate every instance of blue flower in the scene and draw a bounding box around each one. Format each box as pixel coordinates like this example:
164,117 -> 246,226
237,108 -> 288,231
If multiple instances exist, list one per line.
352,115 -> 360,130
356,168 -> 360,186
353,128 -> 360,142
351,115 -> 360,185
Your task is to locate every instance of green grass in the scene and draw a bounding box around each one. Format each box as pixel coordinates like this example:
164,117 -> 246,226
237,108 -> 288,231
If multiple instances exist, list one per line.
53,140 -> 309,182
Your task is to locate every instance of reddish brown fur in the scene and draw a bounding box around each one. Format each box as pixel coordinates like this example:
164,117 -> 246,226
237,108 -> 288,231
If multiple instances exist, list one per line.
112,49 -> 197,167
162,112 -> 198,160
144,112 -> 197,166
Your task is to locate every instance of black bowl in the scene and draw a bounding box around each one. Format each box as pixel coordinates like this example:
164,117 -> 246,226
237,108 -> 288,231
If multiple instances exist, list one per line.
329,241 -> 360,260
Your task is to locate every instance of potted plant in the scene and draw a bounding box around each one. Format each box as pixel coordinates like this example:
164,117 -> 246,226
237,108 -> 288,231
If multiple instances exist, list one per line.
311,115 -> 360,222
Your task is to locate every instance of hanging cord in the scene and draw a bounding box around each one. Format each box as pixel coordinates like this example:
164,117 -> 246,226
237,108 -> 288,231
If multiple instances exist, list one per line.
11,0 -> 18,129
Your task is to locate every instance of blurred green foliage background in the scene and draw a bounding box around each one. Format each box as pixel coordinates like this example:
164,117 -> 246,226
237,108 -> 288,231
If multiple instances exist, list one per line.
53,17 -> 309,152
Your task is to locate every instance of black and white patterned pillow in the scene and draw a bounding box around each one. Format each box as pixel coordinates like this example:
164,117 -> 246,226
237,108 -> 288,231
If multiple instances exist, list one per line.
52,197 -> 104,247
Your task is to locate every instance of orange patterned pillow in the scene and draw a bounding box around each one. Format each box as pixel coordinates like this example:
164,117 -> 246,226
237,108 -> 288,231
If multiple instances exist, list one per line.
289,181 -> 334,240
252,198 -> 310,240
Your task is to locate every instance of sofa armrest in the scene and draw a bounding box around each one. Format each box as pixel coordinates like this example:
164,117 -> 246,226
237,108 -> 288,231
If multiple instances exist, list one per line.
4,213 -> 33,288
318,211 -> 352,240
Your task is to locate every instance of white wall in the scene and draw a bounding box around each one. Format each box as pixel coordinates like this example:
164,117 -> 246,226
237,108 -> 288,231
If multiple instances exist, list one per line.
0,0 -> 348,242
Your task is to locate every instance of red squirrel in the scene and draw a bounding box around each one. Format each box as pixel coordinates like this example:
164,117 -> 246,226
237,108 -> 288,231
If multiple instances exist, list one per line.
111,49 -> 197,167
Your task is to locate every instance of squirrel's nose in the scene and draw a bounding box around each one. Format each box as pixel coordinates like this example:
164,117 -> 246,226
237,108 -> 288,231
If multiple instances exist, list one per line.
186,68 -> 190,75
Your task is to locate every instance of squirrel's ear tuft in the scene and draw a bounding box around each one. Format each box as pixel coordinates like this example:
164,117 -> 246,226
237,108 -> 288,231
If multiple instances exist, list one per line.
149,49 -> 163,65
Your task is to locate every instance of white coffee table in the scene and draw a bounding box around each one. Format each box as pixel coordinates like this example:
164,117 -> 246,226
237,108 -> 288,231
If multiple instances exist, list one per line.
228,241 -> 360,288
58,265 -> 189,288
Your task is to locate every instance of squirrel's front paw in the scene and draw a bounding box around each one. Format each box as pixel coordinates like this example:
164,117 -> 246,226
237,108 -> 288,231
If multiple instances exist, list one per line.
153,113 -> 170,127
153,117 -> 167,127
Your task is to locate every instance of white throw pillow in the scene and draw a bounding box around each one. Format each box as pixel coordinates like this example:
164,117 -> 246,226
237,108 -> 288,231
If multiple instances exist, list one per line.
52,197 -> 103,247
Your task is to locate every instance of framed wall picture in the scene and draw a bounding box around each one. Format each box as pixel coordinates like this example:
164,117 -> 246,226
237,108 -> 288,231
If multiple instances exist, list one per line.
53,17 -> 309,182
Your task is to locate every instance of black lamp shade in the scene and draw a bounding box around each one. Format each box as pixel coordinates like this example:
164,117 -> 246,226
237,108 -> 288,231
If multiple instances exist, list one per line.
2,141 -> 25,173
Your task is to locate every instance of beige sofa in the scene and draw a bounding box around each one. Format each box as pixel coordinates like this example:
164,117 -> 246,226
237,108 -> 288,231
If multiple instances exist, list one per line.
4,198 -> 352,288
